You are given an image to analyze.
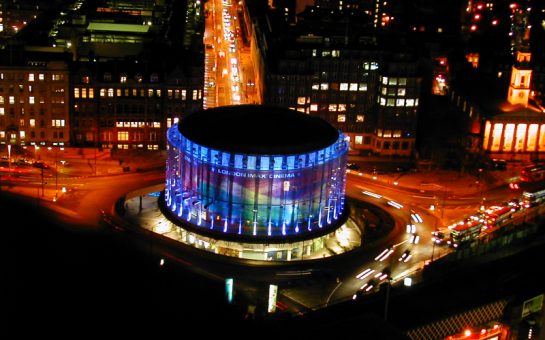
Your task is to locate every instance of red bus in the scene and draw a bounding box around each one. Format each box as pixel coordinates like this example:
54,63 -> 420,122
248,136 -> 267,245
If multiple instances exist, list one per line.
482,206 -> 513,230
520,164 -> 545,182
450,218 -> 484,248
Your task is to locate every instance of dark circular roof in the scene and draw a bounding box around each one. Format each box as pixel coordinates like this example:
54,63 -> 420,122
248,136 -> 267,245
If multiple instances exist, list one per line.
179,105 -> 339,154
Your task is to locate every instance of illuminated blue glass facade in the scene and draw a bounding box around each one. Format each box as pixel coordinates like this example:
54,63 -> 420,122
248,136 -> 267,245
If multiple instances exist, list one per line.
165,124 -> 348,239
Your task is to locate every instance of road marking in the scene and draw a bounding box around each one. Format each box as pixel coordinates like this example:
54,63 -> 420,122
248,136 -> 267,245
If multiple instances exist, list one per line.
326,281 -> 343,307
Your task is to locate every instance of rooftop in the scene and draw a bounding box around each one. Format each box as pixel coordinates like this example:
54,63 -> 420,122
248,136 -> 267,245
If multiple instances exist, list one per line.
179,105 -> 340,155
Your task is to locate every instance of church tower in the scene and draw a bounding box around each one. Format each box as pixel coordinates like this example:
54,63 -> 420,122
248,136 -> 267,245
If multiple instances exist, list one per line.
507,51 -> 532,106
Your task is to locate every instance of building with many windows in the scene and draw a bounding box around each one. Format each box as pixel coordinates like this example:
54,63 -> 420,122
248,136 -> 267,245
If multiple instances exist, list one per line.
0,56 -> 70,148
71,59 -> 203,150
250,6 -> 422,156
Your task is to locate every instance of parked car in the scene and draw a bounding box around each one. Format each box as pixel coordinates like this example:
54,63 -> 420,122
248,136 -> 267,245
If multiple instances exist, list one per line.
32,161 -> 50,169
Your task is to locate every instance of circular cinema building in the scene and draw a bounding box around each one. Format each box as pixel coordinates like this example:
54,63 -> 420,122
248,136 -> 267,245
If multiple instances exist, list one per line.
163,105 -> 351,261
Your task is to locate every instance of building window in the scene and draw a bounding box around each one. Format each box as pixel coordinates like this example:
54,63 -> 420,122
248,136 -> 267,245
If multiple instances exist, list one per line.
406,99 -> 415,107
89,88 -> 94,98
311,83 -> 319,90
387,99 -> 395,106
20,119 -> 25,127
0,96 -> 3,104
182,90 -> 187,100
30,119 -> 35,127
356,115 -> 364,122
338,104 -> 346,111
320,83 -> 329,91
0,108 -> 4,115
104,73 -> 112,81
355,136 -> 363,144
340,83 -> 348,91
20,130 -> 26,138
329,104 -> 337,112
82,76 -> 90,84
52,119 -> 65,127
388,78 -> 397,85
151,73 -> 158,82
310,104 -> 318,111
397,88 -> 406,96
399,78 -> 407,86
28,74 -> 35,82
120,74 -> 127,83
382,77 -> 388,85
297,96 -> 306,105
359,83 -> 367,91
118,131 -> 129,141
108,88 -> 114,97
396,99 -> 405,107
135,74 -> 142,83
9,96 -> 14,104
337,114 -> 346,122
349,83 -> 358,91
39,74 -> 45,81
74,88 -> 80,98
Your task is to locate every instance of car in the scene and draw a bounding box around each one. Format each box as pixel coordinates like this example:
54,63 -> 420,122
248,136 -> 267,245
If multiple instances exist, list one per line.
398,249 -> 412,262
32,161 -> 50,169
347,163 -> 360,171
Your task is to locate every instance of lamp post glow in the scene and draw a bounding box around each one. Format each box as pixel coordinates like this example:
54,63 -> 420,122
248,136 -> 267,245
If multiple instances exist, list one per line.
7,144 -> 11,171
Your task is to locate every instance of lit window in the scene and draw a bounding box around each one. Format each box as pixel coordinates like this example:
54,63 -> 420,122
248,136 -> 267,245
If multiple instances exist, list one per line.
74,88 -> 80,98
82,88 -> 87,98
338,104 -> 346,111
89,88 -> 94,98
0,96 -> 3,104
396,99 -> 405,107
320,83 -> 329,91
30,119 -> 35,127
356,115 -> 364,122
355,136 -> 363,144
20,130 -> 25,138
28,74 -> 35,82
82,76 -> 90,83
310,104 -> 318,111
117,89 -> 122,97
406,99 -> 415,107
153,122 -> 161,128
118,131 -> 129,141
382,77 -> 388,85
116,122 -> 123,127
297,97 -> 306,105
100,89 -> 106,97
349,83 -> 358,91
51,119 -> 65,127
415,99 -> 419,106
20,119 -> 25,126
168,90 -> 173,98
381,87 -> 387,95
398,78 -> 407,86
383,130 -> 392,138
397,88 -> 406,96
120,74 -> 127,83
108,88 -> 114,97
0,131 -> 4,138
387,99 -> 395,106
148,89 -> 154,97
380,97 -> 386,106
337,114 -> 346,122
393,130 -> 401,138
192,90 -> 198,100
156,89 -> 161,97
182,90 -> 187,100
9,96 -> 14,104
340,83 -> 348,91
311,83 -> 319,90
0,108 -> 4,115
388,78 -> 397,85
39,74 -> 45,81
329,104 -> 337,111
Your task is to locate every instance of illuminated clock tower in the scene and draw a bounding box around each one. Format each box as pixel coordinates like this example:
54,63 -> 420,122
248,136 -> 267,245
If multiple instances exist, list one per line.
507,50 -> 532,106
